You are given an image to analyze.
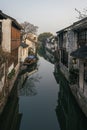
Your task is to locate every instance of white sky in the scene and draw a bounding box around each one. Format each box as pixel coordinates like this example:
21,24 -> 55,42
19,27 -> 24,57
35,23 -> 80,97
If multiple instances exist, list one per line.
0,0 -> 87,35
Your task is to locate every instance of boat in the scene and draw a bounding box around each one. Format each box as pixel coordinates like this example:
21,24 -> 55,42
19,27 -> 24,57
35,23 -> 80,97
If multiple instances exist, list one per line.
26,68 -> 38,77
23,55 -> 37,66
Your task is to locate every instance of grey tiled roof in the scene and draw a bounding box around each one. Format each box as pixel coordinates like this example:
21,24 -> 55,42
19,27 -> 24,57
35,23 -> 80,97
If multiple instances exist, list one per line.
0,10 -> 22,29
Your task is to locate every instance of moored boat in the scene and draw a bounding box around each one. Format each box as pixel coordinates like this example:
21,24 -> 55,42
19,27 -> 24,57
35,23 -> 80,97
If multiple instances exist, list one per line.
23,55 -> 37,66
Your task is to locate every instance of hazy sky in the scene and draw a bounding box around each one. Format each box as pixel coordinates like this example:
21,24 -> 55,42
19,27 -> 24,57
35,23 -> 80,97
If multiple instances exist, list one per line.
0,0 -> 87,35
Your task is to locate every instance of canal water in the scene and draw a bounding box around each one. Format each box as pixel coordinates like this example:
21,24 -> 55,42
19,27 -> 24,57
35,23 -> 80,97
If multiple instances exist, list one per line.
18,56 -> 60,130
0,56 -> 87,130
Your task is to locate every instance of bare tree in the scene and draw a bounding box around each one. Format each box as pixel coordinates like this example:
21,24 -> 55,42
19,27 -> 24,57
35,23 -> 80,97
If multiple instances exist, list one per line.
21,21 -> 38,39
75,8 -> 87,19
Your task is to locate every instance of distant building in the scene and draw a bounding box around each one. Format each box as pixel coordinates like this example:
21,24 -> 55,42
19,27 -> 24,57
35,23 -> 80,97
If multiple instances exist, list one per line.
22,33 -> 38,56
19,42 -> 28,62
45,36 -> 57,63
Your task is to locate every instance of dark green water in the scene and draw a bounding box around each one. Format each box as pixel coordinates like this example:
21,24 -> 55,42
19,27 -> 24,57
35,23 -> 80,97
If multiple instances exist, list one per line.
18,56 -> 60,130
0,56 -> 87,130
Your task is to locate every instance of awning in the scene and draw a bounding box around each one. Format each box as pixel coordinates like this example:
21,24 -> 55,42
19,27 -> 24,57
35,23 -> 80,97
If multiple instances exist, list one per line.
28,55 -> 36,59
70,46 -> 87,59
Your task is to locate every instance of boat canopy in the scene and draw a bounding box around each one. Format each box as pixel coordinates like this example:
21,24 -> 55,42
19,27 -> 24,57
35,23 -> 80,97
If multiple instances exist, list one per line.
28,55 -> 36,59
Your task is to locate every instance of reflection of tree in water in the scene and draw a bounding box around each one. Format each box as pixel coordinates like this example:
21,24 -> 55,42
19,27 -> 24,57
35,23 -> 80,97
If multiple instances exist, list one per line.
18,74 -> 41,96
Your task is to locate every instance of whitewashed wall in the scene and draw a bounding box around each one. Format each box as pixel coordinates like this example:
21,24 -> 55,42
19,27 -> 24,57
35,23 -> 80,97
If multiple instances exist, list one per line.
1,19 -> 11,53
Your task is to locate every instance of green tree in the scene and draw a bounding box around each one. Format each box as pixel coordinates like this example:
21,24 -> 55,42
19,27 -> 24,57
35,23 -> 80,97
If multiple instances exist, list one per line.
37,32 -> 53,58
38,32 -> 53,43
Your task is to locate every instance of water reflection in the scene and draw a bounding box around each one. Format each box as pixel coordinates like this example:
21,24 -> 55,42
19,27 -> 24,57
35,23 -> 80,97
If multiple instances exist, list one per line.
55,78 -> 87,130
18,62 -> 41,96
18,56 -> 60,130
0,84 -> 22,130
18,73 -> 41,96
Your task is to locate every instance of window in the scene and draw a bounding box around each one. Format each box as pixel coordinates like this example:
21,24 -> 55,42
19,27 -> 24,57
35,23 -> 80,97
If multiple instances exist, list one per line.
78,30 -> 87,46
59,33 -> 63,48
84,62 -> 87,83
61,49 -> 68,67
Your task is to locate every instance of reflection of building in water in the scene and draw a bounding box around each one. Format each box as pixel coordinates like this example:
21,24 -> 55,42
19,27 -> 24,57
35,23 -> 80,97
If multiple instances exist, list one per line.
18,77 -> 37,96
18,61 -> 40,97
55,75 -> 87,130
18,62 -> 38,91
18,73 -> 41,97
53,71 -> 59,84
0,86 -> 22,130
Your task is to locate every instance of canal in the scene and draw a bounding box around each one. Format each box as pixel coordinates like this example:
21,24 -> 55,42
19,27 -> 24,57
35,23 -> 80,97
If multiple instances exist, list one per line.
0,56 -> 87,130
18,56 -> 60,130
